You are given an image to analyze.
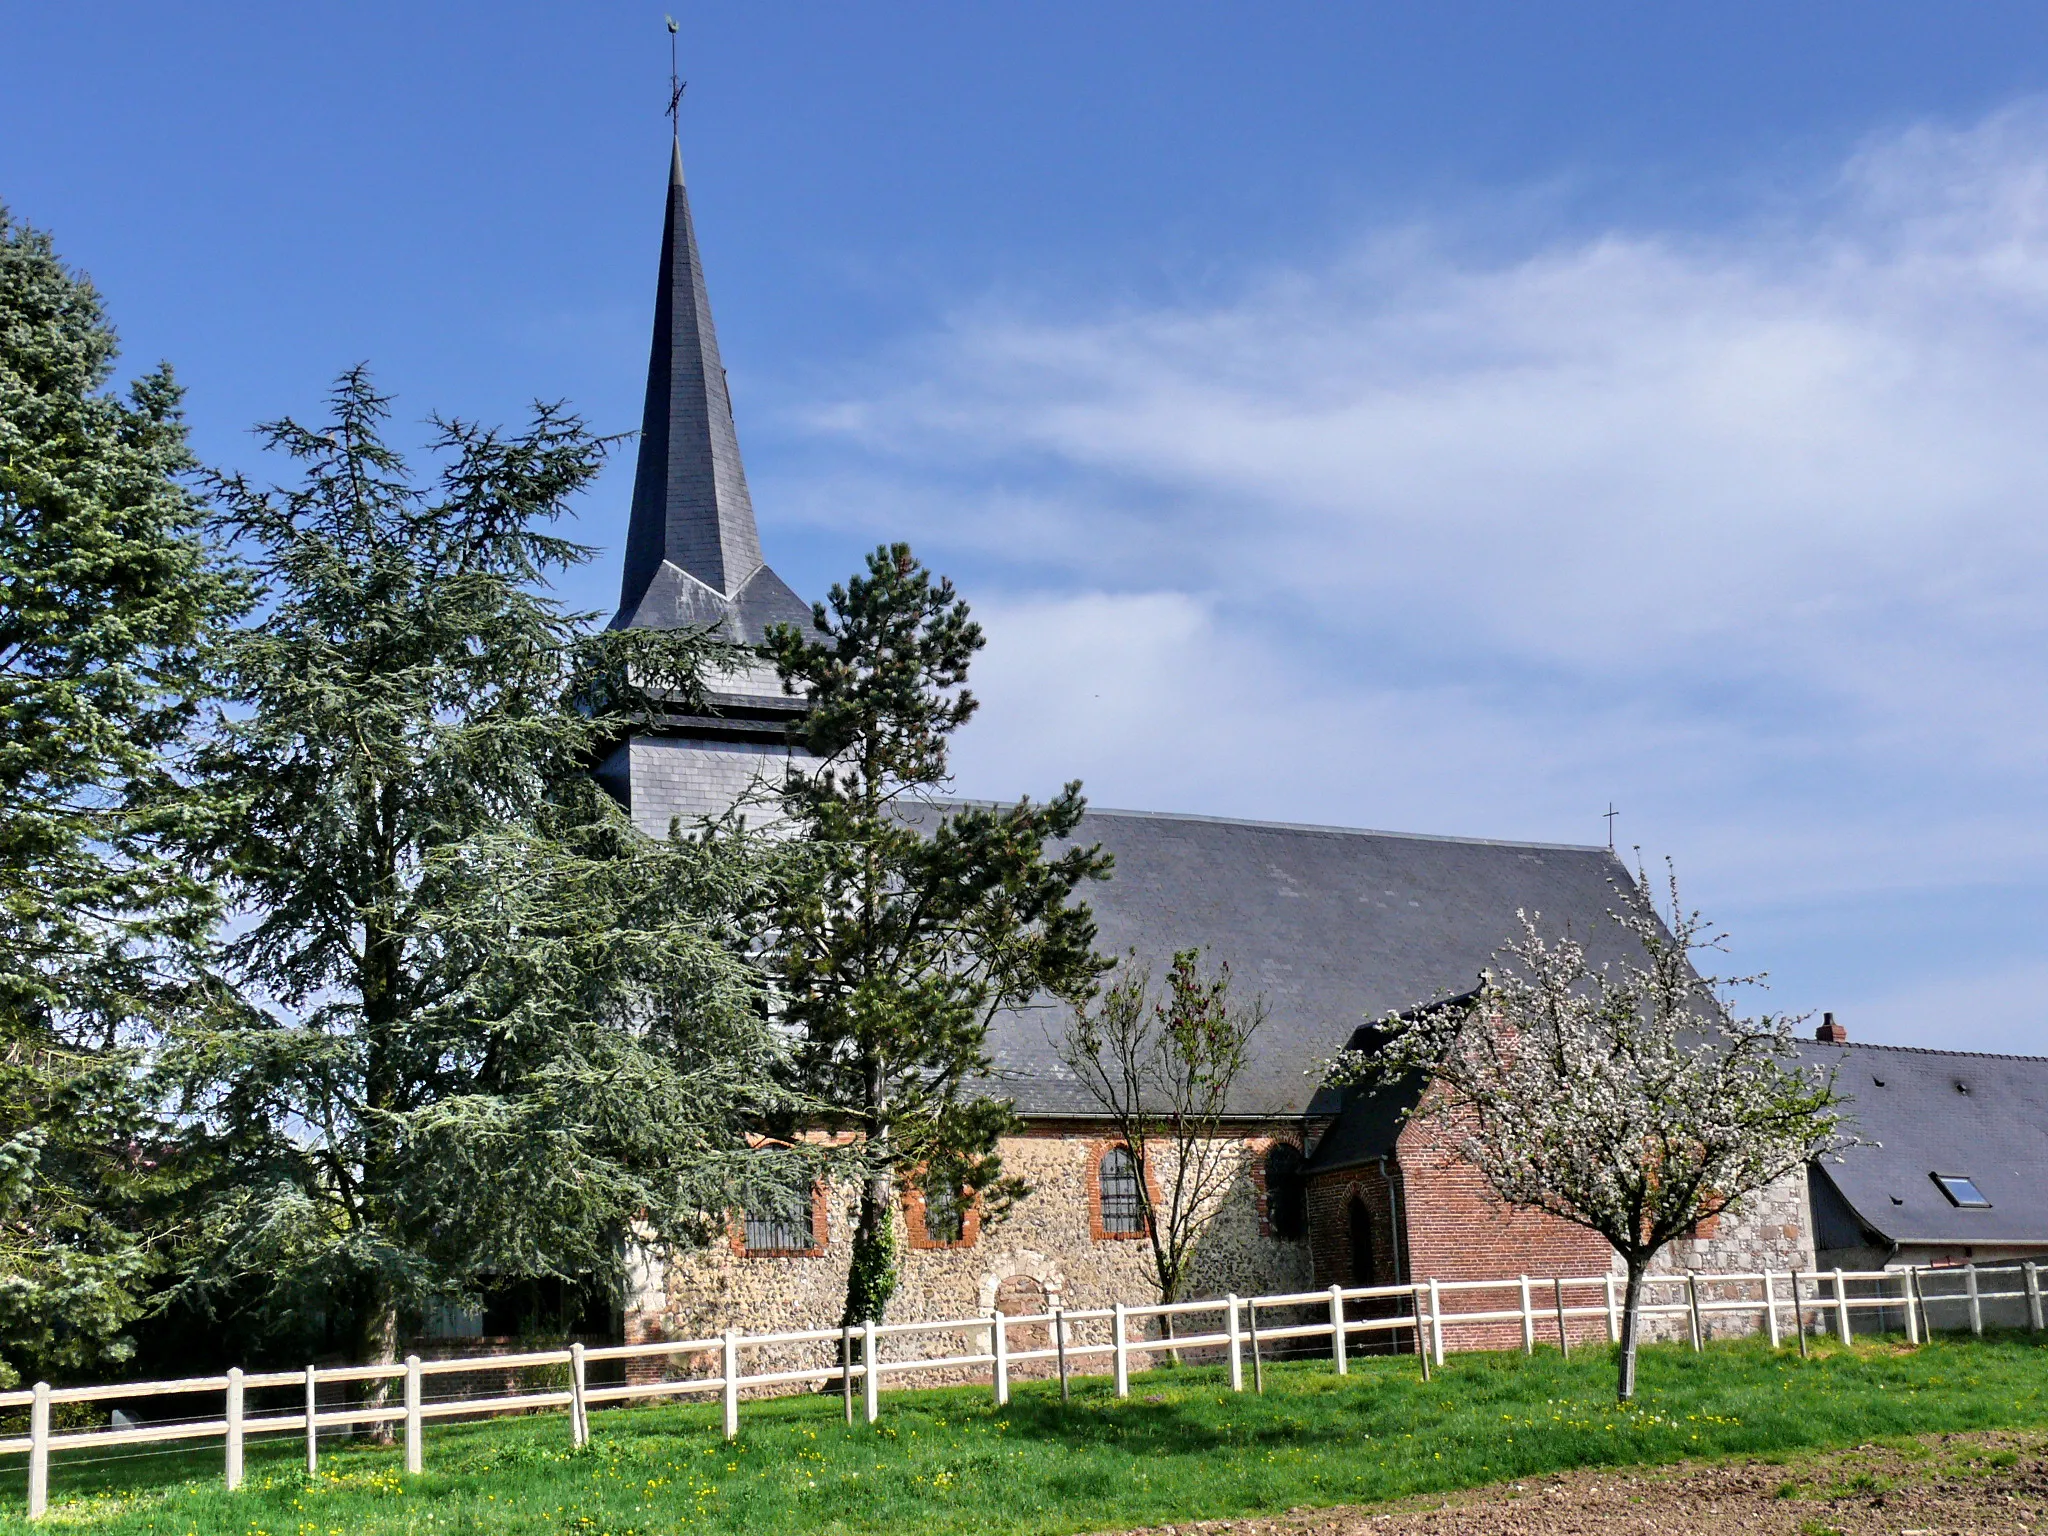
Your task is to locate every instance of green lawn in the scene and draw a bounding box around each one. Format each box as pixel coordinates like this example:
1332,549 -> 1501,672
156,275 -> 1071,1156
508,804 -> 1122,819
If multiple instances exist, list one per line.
7,1333 -> 2048,1535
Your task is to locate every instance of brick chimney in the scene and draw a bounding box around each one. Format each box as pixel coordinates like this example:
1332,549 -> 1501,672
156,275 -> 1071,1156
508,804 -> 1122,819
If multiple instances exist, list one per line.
1815,1012 -> 1847,1044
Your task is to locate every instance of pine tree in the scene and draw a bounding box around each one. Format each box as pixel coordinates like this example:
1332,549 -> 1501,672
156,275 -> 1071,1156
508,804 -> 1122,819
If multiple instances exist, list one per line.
0,206 -> 245,1387
765,544 -> 1111,1328
172,370 -> 818,1368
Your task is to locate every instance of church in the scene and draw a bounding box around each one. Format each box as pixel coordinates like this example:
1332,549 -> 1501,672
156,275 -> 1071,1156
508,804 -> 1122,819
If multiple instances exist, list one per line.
587,133 -> 2042,1353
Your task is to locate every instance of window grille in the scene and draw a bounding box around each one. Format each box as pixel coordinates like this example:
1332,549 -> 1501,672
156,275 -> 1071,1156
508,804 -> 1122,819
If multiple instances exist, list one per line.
922,1180 -> 967,1243
1099,1146 -> 1144,1235
743,1207 -> 814,1252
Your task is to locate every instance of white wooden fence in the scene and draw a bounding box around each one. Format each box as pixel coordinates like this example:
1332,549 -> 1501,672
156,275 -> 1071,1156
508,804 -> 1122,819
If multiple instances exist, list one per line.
3,1260 -> 2042,1520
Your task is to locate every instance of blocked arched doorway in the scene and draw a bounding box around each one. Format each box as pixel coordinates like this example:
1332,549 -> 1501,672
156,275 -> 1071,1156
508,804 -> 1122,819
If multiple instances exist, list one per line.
1347,1195 -> 1375,1288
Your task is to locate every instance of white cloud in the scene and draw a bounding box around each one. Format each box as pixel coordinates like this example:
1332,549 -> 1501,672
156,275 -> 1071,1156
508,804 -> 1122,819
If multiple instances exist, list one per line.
771,103 -> 2048,1042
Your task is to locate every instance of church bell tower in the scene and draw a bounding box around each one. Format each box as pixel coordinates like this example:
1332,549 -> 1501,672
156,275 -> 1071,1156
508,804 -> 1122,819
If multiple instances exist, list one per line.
597,137 -> 817,834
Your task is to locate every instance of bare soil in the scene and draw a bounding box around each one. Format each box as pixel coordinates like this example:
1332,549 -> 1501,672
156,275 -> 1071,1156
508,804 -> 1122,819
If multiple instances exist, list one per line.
1117,1431 -> 2048,1536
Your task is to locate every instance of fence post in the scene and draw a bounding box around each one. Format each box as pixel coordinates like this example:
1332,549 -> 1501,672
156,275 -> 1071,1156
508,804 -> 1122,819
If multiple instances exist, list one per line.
2029,1262 -> 2044,1332
1428,1278 -> 1445,1365
570,1342 -> 588,1449
1553,1277 -> 1570,1358
841,1325 -> 855,1426
1248,1299 -> 1265,1393
1833,1268 -> 1852,1345
1604,1273 -> 1619,1344
1413,1287 -> 1431,1381
226,1367 -> 245,1491
403,1356 -> 422,1475
1966,1264 -> 1983,1337
863,1319 -> 881,1423
1763,1273 -> 1780,1349
1793,1272 -> 1809,1357
1514,1275 -> 1531,1354
1112,1302 -> 1130,1398
1053,1307 -> 1070,1402
1911,1266 -> 1929,1342
1226,1295 -> 1244,1391
1900,1271 -> 1919,1344
1686,1272 -> 1703,1352
28,1380 -> 49,1520
721,1330 -> 740,1441
304,1363 -> 319,1475
991,1311 -> 1010,1407
1328,1285 -> 1348,1375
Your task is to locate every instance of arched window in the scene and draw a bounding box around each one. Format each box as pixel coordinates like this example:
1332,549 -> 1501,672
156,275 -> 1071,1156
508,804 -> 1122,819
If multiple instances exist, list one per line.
1098,1146 -> 1145,1235
921,1178 -> 967,1244
1264,1142 -> 1307,1239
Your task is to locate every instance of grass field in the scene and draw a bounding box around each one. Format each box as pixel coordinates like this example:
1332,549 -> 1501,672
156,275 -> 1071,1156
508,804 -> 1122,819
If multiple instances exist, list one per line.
6,1333 -> 2048,1535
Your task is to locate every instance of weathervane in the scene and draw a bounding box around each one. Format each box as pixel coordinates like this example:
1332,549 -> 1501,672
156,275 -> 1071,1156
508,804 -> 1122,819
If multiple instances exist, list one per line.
665,15 -> 686,131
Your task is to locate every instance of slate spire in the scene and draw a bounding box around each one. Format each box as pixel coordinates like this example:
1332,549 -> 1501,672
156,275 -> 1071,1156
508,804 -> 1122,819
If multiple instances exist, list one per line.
612,139 -> 812,641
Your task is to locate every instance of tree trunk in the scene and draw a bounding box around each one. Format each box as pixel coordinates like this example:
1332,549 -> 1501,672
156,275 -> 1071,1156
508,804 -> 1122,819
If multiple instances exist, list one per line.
841,1172 -> 898,1328
358,1278 -> 400,1445
842,1054 -> 897,1328
1616,1260 -> 1648,1404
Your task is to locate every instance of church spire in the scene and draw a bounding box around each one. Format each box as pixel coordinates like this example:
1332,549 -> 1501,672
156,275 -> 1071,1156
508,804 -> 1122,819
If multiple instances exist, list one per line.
612,138 -> 811,641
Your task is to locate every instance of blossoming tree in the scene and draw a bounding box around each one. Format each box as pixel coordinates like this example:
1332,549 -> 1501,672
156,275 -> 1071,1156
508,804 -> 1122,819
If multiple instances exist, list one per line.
1335,862 -> 1846,1401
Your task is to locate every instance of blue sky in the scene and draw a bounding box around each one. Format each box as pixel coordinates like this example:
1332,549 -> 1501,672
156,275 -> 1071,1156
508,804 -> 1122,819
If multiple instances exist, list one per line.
10,3 -> 2048,1052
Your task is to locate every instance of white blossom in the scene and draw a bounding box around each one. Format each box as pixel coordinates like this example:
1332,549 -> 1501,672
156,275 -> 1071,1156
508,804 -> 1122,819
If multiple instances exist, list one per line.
1332,860 -> 1848,1401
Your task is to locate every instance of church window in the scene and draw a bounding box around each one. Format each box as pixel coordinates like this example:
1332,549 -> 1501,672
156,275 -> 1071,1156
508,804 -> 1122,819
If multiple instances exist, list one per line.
916,1177 -> 970,1246
740,1193 -> 822,1255
1264,1142 -> 1307,1239
1098,1146 -> 1145,1236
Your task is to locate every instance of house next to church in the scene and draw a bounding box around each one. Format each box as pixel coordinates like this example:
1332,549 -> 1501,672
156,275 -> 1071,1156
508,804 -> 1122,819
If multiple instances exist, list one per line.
579,131 -> 2048,1353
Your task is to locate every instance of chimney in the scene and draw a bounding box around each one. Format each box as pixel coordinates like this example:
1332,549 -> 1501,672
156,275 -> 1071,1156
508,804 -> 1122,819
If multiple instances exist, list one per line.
1815,1012 -> 1847,1044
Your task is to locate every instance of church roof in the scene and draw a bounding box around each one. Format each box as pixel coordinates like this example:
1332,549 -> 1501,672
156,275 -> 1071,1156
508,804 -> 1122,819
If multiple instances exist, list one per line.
611,140 -> 815,646
1799,1039 -> 2048,1248
981,807 -> 1643,1121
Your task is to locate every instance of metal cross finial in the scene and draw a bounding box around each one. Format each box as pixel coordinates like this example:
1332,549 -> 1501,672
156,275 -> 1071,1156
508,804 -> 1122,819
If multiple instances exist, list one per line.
665,16 -> 686,130
1604,803 -> 1619,853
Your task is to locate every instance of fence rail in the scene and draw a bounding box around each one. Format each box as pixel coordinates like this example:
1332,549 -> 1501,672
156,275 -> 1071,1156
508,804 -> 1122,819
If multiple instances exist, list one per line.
4,1260 -> 2041,1520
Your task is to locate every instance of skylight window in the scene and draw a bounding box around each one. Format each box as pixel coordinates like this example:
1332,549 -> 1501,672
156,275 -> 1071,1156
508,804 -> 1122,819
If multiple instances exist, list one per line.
1932,1173 -> 1992,1209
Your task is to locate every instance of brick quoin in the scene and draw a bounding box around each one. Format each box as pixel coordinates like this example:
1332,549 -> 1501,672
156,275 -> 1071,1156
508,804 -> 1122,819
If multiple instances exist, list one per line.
1245,1133 -> 1305,1239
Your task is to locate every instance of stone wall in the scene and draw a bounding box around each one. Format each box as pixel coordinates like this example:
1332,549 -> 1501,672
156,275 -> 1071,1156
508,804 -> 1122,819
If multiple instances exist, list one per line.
622,1127 -> 1819,1386
623,1127 -> 1313,1385
1635,1168 -> 1814,1343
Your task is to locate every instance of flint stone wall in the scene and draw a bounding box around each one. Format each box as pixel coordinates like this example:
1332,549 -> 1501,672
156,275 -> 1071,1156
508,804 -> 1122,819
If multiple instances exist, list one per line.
623,1129 -> 1312,1390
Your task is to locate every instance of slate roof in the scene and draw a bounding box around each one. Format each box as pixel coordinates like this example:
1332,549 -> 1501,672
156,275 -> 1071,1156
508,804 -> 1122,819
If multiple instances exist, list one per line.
979,807 -> 1644,1120
1800,1039 -> 2048,1248
612,140 -> 813,647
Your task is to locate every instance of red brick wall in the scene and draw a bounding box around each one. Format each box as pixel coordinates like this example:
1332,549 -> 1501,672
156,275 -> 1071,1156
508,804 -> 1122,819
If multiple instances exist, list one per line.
1305,1160 -> 1416,1354
1306,1162 -> 1401,1290
1393,1111 -> 1612,1350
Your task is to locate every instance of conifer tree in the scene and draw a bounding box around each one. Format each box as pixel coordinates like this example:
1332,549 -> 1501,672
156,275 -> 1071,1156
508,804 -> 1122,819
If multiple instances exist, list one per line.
174,370 -> 817,1368
0,206 -> 245,1387
765,544 -> 1111,1328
